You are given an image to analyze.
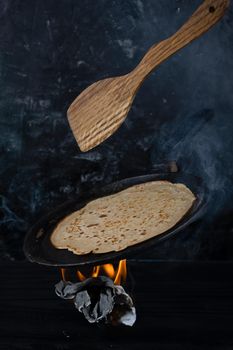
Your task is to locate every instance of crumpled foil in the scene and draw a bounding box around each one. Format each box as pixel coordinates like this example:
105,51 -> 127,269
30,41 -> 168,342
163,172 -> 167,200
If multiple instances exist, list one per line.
55,276 -> 136,326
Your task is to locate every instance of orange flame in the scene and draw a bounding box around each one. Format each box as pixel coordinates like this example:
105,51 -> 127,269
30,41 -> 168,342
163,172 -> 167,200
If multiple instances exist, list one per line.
61,259 -> 127,285
79,259 -> 127,285
76,270 -> 86,281
60,268 -> 66,281
114,259 -> 127,285
102,264 -> 115,279
92,265 -> 100,277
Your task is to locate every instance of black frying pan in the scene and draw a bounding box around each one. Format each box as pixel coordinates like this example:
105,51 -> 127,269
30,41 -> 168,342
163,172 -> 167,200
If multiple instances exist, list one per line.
23,172 -> 208,267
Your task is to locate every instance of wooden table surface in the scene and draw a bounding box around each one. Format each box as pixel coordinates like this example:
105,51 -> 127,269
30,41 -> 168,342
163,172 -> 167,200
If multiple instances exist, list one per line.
1,260 -> 233,349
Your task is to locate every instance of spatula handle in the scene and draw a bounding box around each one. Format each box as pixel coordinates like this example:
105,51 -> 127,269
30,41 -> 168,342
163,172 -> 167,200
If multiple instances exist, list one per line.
134,0 -> 229,79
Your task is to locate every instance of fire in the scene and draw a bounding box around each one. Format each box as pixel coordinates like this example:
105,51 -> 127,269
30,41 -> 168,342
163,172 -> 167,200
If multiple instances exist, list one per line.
102,264 -> 115,279
114,259 -> 127,285
60,259 -> 127,285
76,265 -> 101,281
76,270 -> 86,281
60,268 -> 66,281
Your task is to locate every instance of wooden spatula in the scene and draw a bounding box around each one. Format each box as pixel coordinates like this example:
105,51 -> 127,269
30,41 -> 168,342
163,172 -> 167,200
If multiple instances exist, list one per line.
67,0 -> 229,152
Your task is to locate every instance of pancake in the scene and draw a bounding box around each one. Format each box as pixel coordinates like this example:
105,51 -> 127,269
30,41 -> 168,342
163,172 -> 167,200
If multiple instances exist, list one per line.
50,181 -> 195,255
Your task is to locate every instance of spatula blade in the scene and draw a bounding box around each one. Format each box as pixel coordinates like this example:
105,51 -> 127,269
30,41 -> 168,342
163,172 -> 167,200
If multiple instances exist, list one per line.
67,75 -> 134,152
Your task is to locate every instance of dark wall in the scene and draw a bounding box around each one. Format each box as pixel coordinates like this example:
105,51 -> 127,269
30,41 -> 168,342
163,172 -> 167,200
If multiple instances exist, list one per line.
1,0 -> 233,261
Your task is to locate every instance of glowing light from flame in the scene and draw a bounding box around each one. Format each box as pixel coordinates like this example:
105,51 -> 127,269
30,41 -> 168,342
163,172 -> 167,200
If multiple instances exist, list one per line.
60,268 -> 66,281
76,270 -> 86,281
61,259 -> 127,285
77,259 -> 127,285
92,265 -> 100,277
114,259 -> 127,285
102,264 -> 115,279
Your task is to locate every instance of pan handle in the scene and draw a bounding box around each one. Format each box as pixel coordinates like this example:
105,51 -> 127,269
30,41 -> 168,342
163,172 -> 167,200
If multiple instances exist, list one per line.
149,161 -> 178,174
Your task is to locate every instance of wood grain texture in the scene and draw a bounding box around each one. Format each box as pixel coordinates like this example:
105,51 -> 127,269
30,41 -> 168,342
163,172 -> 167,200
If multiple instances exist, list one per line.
1,261 -> 233,349
67,0 -> 229,152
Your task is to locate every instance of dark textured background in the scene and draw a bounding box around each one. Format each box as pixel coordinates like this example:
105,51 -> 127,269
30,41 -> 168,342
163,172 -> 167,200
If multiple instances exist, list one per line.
0,0 -> 233,261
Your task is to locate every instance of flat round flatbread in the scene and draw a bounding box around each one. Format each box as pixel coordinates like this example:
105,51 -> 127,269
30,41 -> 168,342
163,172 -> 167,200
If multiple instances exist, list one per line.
50,181 -> 195,255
